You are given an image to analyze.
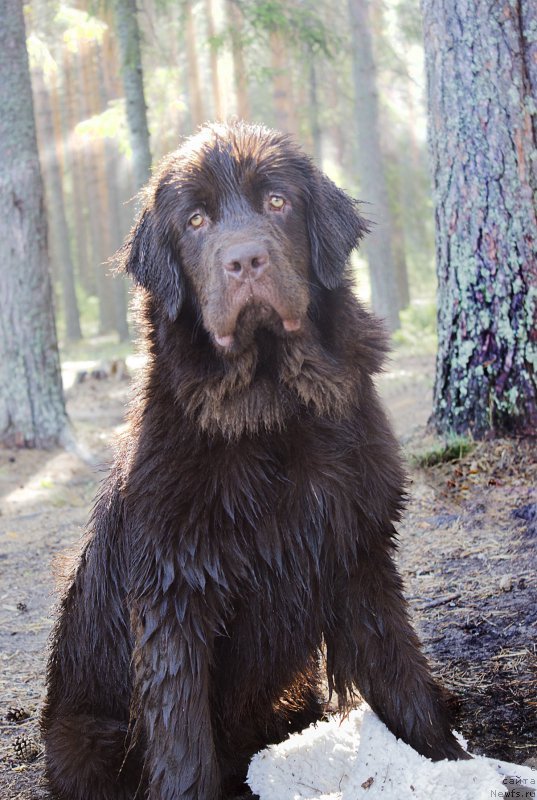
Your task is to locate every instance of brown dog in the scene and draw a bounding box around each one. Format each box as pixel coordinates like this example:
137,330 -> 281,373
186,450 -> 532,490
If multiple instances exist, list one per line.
42,122 -> 467,800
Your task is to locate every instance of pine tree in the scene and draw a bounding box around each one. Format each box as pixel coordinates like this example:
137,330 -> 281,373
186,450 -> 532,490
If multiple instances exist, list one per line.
113,0 -> 152,188
423,0 -> 537,437
0,0 -> 68,448
348,0 -> 400,330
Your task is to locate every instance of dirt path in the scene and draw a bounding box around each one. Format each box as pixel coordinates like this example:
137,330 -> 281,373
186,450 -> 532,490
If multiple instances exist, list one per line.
1,351 -> 535,798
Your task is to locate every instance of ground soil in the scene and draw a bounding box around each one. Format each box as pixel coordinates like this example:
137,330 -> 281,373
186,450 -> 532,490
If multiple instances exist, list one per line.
1,349 -> 535,799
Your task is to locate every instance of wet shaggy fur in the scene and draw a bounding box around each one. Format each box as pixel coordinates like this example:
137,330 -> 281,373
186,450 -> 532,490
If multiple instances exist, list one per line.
42,122 -> 468,800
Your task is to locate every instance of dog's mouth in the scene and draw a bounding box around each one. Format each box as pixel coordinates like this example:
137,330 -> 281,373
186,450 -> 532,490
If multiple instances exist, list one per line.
213,300 -> 301,351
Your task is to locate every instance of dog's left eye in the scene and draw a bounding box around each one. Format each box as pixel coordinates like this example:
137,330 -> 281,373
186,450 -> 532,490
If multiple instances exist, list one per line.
268,195 -> 285,210
189,212 -> 205,228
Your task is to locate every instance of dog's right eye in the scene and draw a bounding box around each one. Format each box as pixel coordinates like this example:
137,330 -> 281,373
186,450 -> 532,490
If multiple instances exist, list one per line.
268,195 -> 285,210
189,212 -> 205,228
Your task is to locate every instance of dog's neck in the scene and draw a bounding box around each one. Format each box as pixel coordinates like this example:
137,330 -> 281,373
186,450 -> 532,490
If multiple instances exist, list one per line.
139,289 -> 387,440
181,332 -> 359,439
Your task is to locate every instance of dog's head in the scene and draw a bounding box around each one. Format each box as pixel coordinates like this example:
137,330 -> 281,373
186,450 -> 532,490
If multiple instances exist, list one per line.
119,122 -> 367,356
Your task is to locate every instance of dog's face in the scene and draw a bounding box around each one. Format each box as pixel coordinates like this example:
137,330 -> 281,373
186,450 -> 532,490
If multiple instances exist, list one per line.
121,122 -> 367,356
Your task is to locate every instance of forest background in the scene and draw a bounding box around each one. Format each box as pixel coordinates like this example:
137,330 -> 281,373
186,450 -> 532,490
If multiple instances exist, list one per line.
23,0 -> 430,352
0,0 -> 536,797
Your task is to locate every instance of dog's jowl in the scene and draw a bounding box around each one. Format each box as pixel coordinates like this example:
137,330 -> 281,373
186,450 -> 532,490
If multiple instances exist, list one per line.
42,122 -> 468,800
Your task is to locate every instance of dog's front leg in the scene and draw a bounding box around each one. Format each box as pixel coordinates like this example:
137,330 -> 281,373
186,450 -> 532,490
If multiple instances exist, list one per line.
131,589 -> 221,800
325,536 -> 469,761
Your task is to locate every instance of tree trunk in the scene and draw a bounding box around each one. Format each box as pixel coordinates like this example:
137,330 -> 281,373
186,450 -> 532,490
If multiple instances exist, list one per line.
0,0 -> 68,448
113,0 -> 152,189
80,39 -> 115,335
60,48 -> 89,292
270,30 -> 297,135
206,0 -> 223,120
184,3 -> 205,129
227,0 -> 250,120
383,140 -> 410,311
100,21 -> 132,340
105,138 -> 130,341
393,218 -> 410,311
348,0 -> 400,331
64,47 -> 94,295
97,49 -> 130,342
307,52 -> 322,165
423,0 -> 537,438
32,68 -> 82,341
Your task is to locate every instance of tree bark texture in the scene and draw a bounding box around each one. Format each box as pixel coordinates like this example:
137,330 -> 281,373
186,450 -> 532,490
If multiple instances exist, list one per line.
113,0 -> 152,189
348,0 -> 400,331
423,0 -> 537,437
0,0 -> 68,448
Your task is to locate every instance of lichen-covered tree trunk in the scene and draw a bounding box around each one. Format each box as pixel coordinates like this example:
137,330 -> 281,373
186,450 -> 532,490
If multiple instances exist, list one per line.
113,0 -> 152,189
423,0 -> 537,437
0,0 -> 68,448
348,0 -> 400,331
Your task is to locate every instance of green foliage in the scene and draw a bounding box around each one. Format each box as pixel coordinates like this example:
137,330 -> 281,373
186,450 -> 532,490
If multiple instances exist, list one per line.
246,0 -> 287,31
26,33 -> 57,77
240,0 -> 340,56
26,0 -> 439,354
75,99 -> 131,155
55,5 -> 107,50
410,436 -> 475,468
207,32 -> 227,53
146,66 -> 188,157
56,282 -> 134,363
393,0 -> 424,46
392,301 -> 437,352
60,334 -> 133,365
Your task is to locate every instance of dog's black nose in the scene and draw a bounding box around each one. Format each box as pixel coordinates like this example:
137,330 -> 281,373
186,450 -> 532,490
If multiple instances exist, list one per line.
222,242 -> 269,280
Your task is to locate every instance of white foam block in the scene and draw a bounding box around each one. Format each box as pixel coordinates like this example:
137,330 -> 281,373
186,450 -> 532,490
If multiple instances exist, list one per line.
247,705 -> 536,800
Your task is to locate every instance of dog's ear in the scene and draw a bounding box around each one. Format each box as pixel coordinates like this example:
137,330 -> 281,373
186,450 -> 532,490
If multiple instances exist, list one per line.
117,204 -> 185,320
307,171 -> 368,289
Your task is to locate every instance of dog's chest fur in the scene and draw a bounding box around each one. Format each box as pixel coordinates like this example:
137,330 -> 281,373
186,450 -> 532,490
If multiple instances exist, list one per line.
123,413 -> 364,613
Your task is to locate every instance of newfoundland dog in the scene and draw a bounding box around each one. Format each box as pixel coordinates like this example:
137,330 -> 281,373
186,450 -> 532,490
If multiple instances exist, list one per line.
42,121 -> 467,800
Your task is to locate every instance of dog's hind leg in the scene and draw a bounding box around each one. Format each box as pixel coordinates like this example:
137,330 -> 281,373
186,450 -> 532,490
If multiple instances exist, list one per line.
43,714 -> 142,800
42,479 -> 137,799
